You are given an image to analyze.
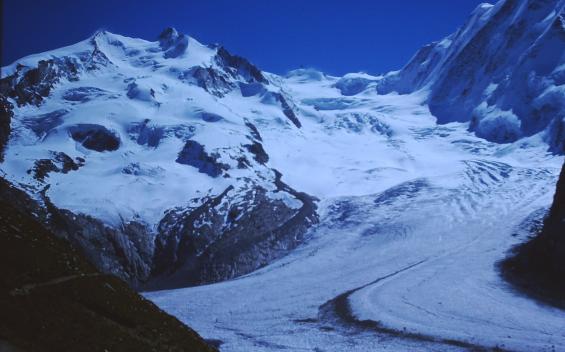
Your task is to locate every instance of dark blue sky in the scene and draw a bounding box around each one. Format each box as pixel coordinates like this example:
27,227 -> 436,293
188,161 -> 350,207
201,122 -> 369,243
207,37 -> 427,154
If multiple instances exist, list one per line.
2,0 -> 488,76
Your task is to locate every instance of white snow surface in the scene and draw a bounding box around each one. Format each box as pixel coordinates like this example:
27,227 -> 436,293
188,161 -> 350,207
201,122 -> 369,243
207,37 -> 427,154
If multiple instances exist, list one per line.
146,77 -> 565,351
1,30 -> 298,227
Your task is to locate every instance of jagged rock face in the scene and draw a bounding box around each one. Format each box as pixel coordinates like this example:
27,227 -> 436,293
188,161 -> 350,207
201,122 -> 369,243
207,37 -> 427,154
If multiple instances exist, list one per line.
48,211 -> 154,288
0,96 -> 13,161
172,42 -> 269,98
180,45 -> 271,98
215,47 -> 268,84
150,175 -> 318,289
0,178 -> 154,288
0,59 -> 77,106
245,141 -> 269,164
378,0 -> 565,152
159,27 -> 189,59
274,92 -> 302,128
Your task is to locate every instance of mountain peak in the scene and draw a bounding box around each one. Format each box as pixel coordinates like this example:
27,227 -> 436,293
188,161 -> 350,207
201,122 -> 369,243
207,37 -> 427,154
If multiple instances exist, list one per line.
158,27 -> 189,58
158,27 -> 179,44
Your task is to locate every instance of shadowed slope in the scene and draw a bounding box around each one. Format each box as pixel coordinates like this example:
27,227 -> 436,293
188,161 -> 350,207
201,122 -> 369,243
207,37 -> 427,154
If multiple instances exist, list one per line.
502,162 -> 565,308
0,180 -> 217,352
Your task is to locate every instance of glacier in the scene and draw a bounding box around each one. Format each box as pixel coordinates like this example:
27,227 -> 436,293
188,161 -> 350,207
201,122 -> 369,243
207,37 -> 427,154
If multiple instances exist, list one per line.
1,0 -> 565,350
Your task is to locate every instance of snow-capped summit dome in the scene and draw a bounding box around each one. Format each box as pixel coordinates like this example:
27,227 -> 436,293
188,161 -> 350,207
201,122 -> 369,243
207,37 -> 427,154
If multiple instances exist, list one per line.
285,68 -> 326,82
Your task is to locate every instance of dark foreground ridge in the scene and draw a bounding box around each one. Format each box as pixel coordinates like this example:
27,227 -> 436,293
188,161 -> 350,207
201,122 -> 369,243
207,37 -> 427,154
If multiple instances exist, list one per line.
0,181 -> 217,352
501,161 -> 565,309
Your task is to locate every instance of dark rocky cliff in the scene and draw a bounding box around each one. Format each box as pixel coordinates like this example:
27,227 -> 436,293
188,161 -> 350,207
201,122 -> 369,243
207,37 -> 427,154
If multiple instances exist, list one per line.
502,162 -> 565,307
0,96 -> 13,161
0,177 -> 154,289
149,173 -> 318,289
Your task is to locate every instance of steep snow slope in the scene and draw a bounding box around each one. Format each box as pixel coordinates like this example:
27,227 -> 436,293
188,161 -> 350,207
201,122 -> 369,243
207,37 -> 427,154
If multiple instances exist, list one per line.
1,29 -> 294,225
147,77 -> 565,351
378,0 -> 565,152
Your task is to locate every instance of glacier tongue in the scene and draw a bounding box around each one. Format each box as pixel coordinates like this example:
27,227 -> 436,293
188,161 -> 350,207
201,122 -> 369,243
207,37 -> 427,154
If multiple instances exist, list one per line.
146,80 -> 565,350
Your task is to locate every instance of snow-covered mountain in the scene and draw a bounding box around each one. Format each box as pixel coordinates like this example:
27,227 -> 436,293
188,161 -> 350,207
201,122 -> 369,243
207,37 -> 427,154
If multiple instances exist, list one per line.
1,0 -> 565,349
0,28 -> 319,288
377,0 -> 565,152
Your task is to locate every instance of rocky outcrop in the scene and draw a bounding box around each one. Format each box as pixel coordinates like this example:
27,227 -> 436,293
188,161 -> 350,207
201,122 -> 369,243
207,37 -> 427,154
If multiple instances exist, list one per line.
502,162 -> 565,307
542,162 -> 565,271
0,32 -> 113,108
27,151 -> 84,182
128,119 -> 165,148
0,59 -> 80,107
176,140 -> 230,178
245,141 -> 269,164
215,46 -> 268,84
68,124 -> 121,152
0,182 -> 217,352
178,41 -> 268,98
149,174 -> 318,289
159,27 -> 190,59
44,205 -> 155,288
183,66 -> 236,97
274,92 -> 302,128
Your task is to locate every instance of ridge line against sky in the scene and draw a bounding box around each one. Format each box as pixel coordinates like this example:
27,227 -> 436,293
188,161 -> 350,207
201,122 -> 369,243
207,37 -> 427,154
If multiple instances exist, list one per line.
2,0 -> 488,76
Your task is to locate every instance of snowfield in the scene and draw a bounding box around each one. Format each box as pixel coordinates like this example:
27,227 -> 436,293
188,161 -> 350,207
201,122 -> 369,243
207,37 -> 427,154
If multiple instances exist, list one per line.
146,76 -> 565,351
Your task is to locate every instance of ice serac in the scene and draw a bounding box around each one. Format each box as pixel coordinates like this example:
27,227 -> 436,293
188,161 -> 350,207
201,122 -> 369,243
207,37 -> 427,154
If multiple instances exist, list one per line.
378,0 -> 565,152
0,27 -> 313,288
